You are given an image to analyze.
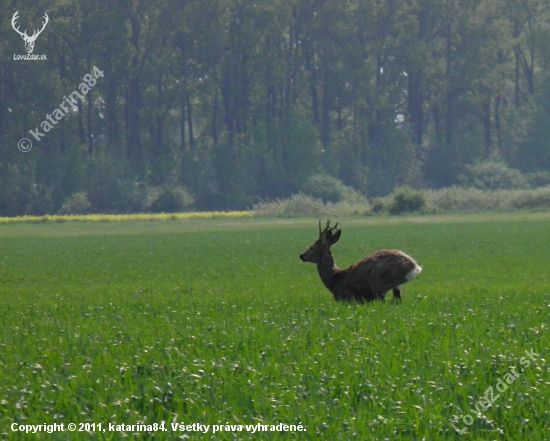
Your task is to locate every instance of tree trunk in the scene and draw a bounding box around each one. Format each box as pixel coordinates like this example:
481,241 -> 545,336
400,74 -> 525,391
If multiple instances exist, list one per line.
408,70 -> 424,146
186,93 -> 194,150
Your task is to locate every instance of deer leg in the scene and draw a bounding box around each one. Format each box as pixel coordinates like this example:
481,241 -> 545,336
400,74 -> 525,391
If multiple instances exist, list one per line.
392,288 -> 402,303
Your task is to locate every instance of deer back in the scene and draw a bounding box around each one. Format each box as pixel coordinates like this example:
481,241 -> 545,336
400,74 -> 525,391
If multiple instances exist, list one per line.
336,250 -> 419,299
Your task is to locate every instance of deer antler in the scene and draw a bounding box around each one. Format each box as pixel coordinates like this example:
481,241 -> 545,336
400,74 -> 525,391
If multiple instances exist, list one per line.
319,219 -> 339,239
29,13 -> 49,40
11,11 -> 27,38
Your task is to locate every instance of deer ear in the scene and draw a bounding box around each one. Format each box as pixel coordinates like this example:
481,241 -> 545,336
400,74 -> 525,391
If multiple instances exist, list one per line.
330,229 -> 341,245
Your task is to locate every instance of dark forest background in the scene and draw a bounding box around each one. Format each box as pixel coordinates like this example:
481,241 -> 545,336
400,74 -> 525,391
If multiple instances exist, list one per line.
1,0 -> 550,215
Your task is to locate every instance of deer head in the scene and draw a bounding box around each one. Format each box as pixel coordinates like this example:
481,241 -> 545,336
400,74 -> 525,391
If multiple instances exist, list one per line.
12,11 -> 49,54
299,219 -> 341,264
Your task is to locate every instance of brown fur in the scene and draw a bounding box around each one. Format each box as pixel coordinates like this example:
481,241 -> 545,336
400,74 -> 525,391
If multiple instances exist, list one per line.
300,220 -> 421,303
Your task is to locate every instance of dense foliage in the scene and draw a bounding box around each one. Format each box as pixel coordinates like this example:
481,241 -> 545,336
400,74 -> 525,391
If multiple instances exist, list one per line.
1,0 -> 550,214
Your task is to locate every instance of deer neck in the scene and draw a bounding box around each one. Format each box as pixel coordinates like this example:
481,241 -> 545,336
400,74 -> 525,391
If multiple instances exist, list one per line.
317,250 -> 340,291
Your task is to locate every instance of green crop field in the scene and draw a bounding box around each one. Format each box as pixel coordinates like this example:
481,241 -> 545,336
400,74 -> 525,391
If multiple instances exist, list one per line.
0,213 -> 549,440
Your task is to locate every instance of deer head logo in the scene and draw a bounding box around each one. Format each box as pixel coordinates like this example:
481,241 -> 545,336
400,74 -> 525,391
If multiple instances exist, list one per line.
11,11 -> 49,54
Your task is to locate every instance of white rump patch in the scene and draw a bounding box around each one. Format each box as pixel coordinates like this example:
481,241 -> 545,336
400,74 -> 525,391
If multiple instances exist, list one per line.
405,265 -> 422,282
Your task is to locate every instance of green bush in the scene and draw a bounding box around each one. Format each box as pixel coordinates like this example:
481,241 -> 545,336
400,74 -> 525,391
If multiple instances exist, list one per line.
0,163 -> 60,216
252,191 -> 370,217
387,187 -> 426,215
253,193 -> 325,217
459,161 -> 530,190
301,174 -> 360,203
146,186 -> 194,213
526,171 -> 550,188
57,192 -> 92,215
371,198 -> 386,213
426,187 -> 501,212
84,153 -> 147,213
509,187 -> 550,210
425,186 -> 550,212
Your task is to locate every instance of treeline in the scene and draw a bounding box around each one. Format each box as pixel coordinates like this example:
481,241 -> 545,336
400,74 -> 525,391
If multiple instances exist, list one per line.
1,0 -> 550,215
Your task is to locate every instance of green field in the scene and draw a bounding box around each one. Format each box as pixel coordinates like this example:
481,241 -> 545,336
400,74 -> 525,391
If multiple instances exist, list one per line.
0,214 -> 549,440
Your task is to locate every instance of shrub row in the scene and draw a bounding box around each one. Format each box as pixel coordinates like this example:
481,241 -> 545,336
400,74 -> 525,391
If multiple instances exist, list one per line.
253,186 -> 550,217
426,186 -> 550,212
253,193 -> 371,217
56,185 -> 194,215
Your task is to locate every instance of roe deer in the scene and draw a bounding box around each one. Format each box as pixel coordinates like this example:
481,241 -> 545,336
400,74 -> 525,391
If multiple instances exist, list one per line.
299,220 -> 422,303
